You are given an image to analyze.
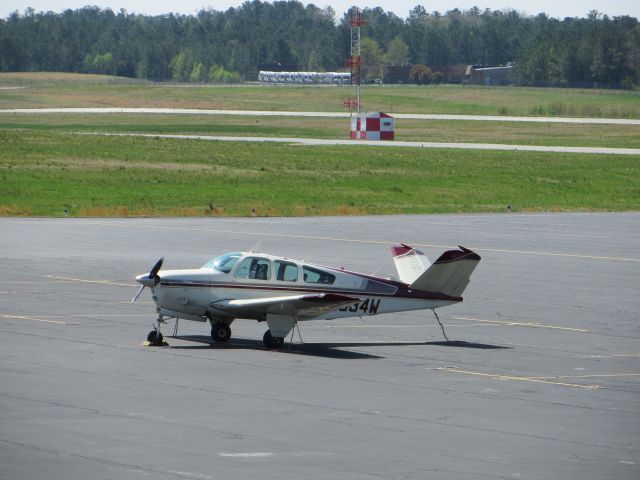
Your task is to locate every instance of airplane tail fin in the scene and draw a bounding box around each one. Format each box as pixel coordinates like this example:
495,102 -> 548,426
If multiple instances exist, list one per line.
391,245 -> 481,297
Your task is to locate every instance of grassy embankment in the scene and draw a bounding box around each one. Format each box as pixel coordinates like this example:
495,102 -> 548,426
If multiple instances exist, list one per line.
1,73 -> 638,217
1,130 -> 638,217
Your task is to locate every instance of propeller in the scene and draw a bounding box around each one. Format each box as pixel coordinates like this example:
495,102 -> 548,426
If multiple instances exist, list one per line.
132,257 -> 164,303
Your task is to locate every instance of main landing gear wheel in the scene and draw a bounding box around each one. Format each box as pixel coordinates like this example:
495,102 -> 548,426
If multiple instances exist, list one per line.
147,330 -> 163,346
263,330 -> 285,349
211,323 -> 232,343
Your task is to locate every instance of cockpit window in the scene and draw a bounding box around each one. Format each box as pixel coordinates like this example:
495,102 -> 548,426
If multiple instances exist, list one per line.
202,252 -> 241,273
234,257 -> 272,280
303,265 -> 335,284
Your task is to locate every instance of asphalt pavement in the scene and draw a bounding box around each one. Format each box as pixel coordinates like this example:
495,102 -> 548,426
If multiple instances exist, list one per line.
1,213 -> 638,479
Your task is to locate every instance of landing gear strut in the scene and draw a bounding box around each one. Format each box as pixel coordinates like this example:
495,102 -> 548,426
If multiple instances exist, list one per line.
146,315 -> 167,346
211,322 -> 232,343
263,330 -> 285,349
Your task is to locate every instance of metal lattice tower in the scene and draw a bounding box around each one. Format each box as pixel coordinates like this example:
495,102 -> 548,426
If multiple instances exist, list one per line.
347,6 -> 366,114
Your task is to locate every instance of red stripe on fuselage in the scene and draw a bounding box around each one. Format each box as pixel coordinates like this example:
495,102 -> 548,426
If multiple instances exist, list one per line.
158,280 -> 461,302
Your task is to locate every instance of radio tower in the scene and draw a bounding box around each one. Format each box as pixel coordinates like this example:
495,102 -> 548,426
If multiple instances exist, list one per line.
345,6 -> 366,114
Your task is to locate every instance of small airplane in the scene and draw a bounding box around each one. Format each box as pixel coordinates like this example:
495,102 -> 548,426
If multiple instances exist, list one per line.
132,245 -> 481,349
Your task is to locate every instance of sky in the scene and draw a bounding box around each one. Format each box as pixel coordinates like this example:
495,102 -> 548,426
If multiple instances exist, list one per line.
3,0 -> 639,20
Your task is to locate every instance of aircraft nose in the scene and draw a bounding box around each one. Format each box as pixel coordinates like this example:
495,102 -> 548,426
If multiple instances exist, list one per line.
136,273 -> 156,287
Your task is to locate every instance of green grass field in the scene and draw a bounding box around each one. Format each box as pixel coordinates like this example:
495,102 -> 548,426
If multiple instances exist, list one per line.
1,73 -> 639,118
1,73 -> 638,217
1,130 -> 638,217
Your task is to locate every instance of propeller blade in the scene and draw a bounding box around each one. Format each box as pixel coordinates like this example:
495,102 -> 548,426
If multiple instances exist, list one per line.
131,285 -> 145,303
134,257 -> 164,299
149,257 -> 164,280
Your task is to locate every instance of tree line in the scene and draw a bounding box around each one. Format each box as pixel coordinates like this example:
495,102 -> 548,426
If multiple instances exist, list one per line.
1,2 -> 638,87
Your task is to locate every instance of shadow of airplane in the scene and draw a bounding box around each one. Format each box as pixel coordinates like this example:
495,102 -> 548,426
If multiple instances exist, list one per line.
425,340 -> 511,350
166,335 -> 510,359
167,335 -> 382,359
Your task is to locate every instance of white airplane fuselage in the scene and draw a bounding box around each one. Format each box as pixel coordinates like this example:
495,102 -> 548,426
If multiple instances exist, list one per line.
153,271 -> 456,320
135,247 -> 480,348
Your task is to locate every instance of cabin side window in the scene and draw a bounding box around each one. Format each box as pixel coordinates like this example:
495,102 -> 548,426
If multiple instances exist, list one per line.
275,260 -> 298,282
234,257 -> 272,280
303,265 -> 335,284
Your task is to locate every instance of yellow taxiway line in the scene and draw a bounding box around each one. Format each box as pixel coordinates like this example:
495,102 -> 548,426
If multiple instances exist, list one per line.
0,312 -> 149,325
453,316 -> 588,333
0,313 -> 68,325
46,275 -> 136,287
440,367 -> 601,390
528,373 -> 640,380
585,353 -> 640,359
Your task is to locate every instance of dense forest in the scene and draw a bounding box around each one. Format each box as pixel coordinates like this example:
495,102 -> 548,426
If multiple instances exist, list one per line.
1,2 -> 638,87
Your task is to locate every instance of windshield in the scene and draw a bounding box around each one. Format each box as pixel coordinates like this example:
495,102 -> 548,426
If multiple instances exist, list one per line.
202,252 -> 242,273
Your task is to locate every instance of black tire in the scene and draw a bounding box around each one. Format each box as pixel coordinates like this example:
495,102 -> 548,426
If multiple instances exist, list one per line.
263,330 -> 285,349
263,330 -> 273,348
211,323 -> 232,343
147,330 -> 163,345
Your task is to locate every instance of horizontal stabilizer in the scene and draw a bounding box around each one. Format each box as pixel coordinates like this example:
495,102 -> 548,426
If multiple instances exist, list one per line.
391,244 -> 432,284
408,246 -> 481,297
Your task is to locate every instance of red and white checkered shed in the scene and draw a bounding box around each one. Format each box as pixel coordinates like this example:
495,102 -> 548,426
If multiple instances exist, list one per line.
350,112 -> 395,140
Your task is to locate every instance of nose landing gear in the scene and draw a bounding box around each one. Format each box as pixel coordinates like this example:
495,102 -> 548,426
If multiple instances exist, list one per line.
144,315 -> 169,347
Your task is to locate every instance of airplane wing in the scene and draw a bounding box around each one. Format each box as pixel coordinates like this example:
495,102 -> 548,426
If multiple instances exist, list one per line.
209,293 -> 360,319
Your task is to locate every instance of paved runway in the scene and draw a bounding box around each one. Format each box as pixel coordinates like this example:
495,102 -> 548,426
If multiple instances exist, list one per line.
90,132 -> 640,156
3,107 -> 640,125
1,213 -> 639,479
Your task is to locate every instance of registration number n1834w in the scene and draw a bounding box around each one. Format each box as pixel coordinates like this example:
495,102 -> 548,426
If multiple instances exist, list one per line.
338,298 -> 381,315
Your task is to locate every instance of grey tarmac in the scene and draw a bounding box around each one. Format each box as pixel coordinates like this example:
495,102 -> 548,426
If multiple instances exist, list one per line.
1,213 -> 639,480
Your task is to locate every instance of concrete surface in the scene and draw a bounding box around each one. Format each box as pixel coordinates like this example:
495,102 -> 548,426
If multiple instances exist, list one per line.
1,213 -> 638,479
